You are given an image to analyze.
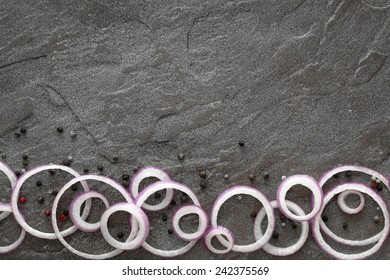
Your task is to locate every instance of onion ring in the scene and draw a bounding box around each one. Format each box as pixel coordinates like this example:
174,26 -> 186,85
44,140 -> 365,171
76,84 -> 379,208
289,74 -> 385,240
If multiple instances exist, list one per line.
211,186 -> 275,253
276,175 -> 323,222
337,190 -> 365,215
312,183 -> 389,259
254,200 -> 309,256
134,181 -> 202,257
204,226 -> 234,254
11,164 -> 91,240
130,167 -> 173,211
52,174 -> 133,259
0,203 -> 26,254
0,161 -> 18,221
100,202 -> 149,250
172,205 -> 208,241
69,191 -> 110,233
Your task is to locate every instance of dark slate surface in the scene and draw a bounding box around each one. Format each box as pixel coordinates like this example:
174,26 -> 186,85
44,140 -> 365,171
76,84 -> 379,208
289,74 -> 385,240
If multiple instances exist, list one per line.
0,0 -> 390,259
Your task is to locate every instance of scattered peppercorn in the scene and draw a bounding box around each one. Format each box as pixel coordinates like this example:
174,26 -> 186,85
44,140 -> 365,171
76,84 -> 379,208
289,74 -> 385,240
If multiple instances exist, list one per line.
14,132 -> 21,138
97,165 -> 104,171
377,185 -> 383,191
250,211 -> 257,218
36,180 -> 42,187
117,232 -> 124,239
22,154 -> 28,160
322,215 -> 328,222
154,192 -> 161,199
272,232 -> 279,239
223,174 -> 229,180
19,196 -> 27,204
342,223 -> 348,229
122,180 -> 128,187
15,170 -> 21,177
0,153 -> 6,159
56,126 -> 64,133
161,214 -> 168,222
70,131 -> 77,138
177,153 -> 185,160
263,172 -> 270,179
51,190 -> 58,196
83,168 -> 89,173
249,174 -> 255,181
238,141 -> 245,147
281,222 -> 287,228
133,167 -> 139,173
291,222 -> 297,229
49,169 -> 56,176
373,216 -> 380,223
199,170 -> 207,178
44,210 -> 51,217
20,127 -> 27,134
200,182 -> 206,189
37,197 -> 44,204
62,159 -> 71,166
371,181 -> 378,189
59,214 -> 67,221
168,228 -> 173,235
22,160 -> 28,167
71,184 -> 78,191
112,154 -> 119,162
122,173 -> 130,180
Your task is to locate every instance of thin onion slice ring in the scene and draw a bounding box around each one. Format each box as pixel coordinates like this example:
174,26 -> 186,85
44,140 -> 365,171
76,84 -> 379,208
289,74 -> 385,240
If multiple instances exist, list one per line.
52,175 -> 134,259
337,190 -> 365,215
134,181 -> 202,257
100,202 -> 149,250
172,205 -> 208,241
312,183 -> 389,259
276,175 -> 323,222
0,203 -> 26,254
254,200 -> 309,256
0,161 -> 18,221
211,186 -> 275,253
130,167 -> 173,211
11,164 -> 92,240
204,226 -> 234,254
69,191 -> 109,232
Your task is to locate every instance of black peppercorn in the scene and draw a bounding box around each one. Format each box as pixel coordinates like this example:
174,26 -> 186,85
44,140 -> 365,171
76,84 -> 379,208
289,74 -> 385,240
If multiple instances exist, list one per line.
36,181 -> 42,187
154,192 -> 161,199
112,154 -> 119,162
250,211 -> 257,218
37,197 -> 44,204
343,223 -> 348,229
238,141 -> 245,147
71,184 -> 78,191
122,173 -> 130,180
97,165 -> 104,171
263,172 -> 270,179
117,232 -> 124,239
199,170 -> 207,178
15,170 -> 21,177
49,169 -> 56,176
200,182 -> 206,189
272,232 -> 279,239
56,126 -> 64,133
62,159 -> 71,166
377,185 -> 383,191
22,160 -> 28,167
168,229 -> 173,235
291,222 -> 297,229
15,132 -> 21,138
22,154 -> 28,160
162,214 -> 168,222
83,168 -> 89,173
20,127 -> 27,134
51,190 -> 58,196
322,215 -> 328,222
249,174 -> 255,181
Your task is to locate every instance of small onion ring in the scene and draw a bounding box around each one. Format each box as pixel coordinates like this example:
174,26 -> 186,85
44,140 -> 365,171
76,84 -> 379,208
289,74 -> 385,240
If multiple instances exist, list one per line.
134,181 -> 202,257
211,186 -> 275,253
52,175 -> 134,260
0,161 -> 18,221
172,205 -> 208,241
312,183 -> 389,259
69,191 -> 110,232
11,164 -> 92,240
100,202 -> 149,250
130,167 -> 173,211
337,190 -> 365,215
254,200 -> 309,256
0,203 -> 26,254
276,175 -> 323,222
204,226 -> 234,255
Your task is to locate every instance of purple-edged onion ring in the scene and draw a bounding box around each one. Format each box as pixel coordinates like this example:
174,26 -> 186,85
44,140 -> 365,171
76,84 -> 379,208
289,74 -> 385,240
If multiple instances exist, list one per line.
134,181 -> 202,257
204,226 -> 234,254
211,186 -> 275,253
337,190 -> 365,215
11,164 -> 92,240
276,175 -> 323,222
69,191 -> 110,233
52,174 -> 134,259
172,205 -> 208,241
100,202 -> 149,250
0,203 -> 26,254
0,161 -> 18,221
312,183 -> 389,259
130,167 -> 173,211
254,200 -> 309,256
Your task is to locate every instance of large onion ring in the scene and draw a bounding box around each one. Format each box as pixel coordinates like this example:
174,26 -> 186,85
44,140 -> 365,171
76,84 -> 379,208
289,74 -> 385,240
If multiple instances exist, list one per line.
312,183 -> 389,259
11,164 -> 92,240
0,161 -> 18,221
211,186 -> 275,253
254,200 -> 309,256
0,203 -> 26,254
69,191 -> 110,233
172,205 -> 208,241
134,181 -> 202,257
276,175 -> 323,222
100,202 -> 149,250
204,226 -> 234,255
130,167 -> 173,211
52,175 -> 133,259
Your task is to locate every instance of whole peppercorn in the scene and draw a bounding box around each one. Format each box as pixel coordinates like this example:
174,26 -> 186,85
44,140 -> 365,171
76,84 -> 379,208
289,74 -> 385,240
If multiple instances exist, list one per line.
49,169 -> 56,176
97,165 -> 104,172
15,170 -> 21,177
377,185 -> 383,191
83,168 -> 89,173
168,228 -> 173,235
36,180 -> 43,187
342,223 -> 348,229
322,215 -> 328,222
22,154 -> 28,160
14,132 -> 21,138
117,232 -> 124,239
249,174 -> 255,181
71,184 -> 78,191
44,210 -> 51,217
161,214 -> 168,222
291,222 -> 297,229
19,196 -> 27,204
20,127 -> 27,134
272,232 -> 279,239
122,173 -> 130,180
112,154 -> 119,162
223,174 -> 229,180
238,141 -> 245,147
177,153 -> 185,160
22,160 -> 28,167
154,192 -> 161,199
199,170 -> 207,178
250,211 -> 257,218
59,214 -> 67,221
70,131 -> 77,138
263,172 -> 270,179
37,197 -> 44,204
62,159 -> 71,166
199,182 -> 206,189
56,126 -> 64,133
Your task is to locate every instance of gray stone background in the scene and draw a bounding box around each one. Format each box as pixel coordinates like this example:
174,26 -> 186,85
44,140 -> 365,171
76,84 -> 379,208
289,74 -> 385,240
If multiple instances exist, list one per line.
0,0 -> 390,260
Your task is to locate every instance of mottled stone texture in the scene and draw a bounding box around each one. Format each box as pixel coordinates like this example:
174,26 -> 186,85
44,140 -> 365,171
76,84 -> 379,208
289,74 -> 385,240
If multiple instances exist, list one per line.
0,0 -> 390,259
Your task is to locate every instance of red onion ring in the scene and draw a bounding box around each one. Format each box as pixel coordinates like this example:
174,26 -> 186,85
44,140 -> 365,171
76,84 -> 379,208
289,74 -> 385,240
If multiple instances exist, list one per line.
52,175 -> 134,259
204,226 -> 234,255
312,183 -> 389,259
172,205 -> 208,241
337,190 -> 365,215
11,164 -> 92,240
69,191 -> 109,233
254,200 -> 309,256
130,167 -> 173,211
0,203 -> 26,254
276,175 -> 323,222
100,202 -> 149,250
134,181 -> 202,257
0,161 -> 18,221
211,186 -> 275,253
